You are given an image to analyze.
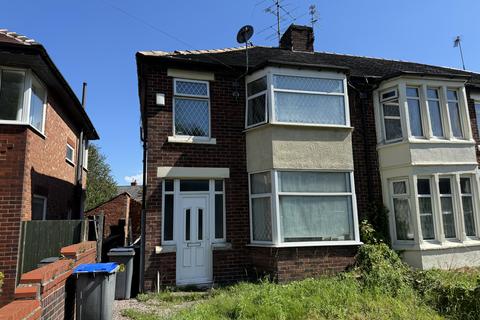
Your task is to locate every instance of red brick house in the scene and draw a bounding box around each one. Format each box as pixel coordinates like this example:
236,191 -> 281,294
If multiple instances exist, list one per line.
0,30 -> 98,306
136,24 -> 480,289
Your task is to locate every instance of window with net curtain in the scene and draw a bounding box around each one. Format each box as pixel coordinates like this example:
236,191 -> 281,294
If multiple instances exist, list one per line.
278,172 -> 354,242
250,172 -> 272,242
391,180 -> 414,241
272,75 -> 346,125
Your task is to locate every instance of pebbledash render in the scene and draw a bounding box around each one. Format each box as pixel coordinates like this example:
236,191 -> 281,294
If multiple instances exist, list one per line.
0,30 -> 98,306
136,24 -> 480,288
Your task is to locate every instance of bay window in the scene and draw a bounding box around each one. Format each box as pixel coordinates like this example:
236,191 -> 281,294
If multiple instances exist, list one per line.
249,170 -> 359,245
173,79 -> 210,138
377,80 -> 471,144
389,173 -> 480,246
245,68 -> 349,129
0,68 -> 46,133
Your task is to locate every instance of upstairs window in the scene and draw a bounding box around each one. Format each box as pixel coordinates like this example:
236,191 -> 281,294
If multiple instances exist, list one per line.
173,79 -> 210,137
446,89 -> 463,138
246,77 -> 267,127
0,68 -> 47,133
406,87 -> 423,137
426,88 -> 444,138
380,89 -> 403,142
66,141 -> 75,164
273,75 -> 346,125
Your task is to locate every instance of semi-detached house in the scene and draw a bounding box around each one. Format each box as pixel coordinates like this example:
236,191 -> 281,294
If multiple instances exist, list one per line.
136,24 -> 480,289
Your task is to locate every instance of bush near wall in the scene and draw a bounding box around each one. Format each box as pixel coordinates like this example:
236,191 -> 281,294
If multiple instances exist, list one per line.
0,272 -> 3,291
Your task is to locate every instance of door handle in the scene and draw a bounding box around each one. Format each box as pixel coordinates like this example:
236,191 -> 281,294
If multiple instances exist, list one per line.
187,242 -> 201,247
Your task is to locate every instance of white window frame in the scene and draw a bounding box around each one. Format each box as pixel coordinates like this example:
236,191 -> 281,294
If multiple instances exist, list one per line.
374,78 -> 473,145
161,178 -> 227,246
459,175 -> 477,239
248,170 -> 360,247
416,177 -> 437,242
245,67 -> 350,130
390,178 -> 414,242
0,67 -> 47,135
446,88 -> 464,139
172,78 -> 211,139
66,142 -> 75,165
245,75 -> 268,129
406,86 -> 425,138
32,195 -> 47,220
438,176 -> 457,239
380,93 -> 403,143
248,170 -> 274,244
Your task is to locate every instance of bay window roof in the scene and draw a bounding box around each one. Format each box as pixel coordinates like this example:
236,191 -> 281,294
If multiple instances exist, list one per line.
0,29 -> 98,140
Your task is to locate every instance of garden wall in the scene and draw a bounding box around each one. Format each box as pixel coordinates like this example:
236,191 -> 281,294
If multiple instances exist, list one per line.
0,241 -> 96,320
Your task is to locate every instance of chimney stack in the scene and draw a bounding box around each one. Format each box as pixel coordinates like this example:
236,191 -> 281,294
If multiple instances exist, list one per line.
279,24 -> 314,53
131,180 -> 137,186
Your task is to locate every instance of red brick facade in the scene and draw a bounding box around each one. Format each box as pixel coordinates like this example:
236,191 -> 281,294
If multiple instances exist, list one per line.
0,92 -> 87,306
86,192 -> 141,242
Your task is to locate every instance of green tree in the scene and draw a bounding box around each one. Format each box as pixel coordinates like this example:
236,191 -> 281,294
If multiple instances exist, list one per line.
85,144 -> 117,211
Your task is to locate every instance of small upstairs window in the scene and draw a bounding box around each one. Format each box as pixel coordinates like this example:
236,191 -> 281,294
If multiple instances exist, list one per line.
246,76 -> 267,127
173,79 -> 210,137
0,69 -> 25,121
66,140 -> 75,164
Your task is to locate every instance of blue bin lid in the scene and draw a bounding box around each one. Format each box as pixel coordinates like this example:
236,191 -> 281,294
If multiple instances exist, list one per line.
73,262 -> 118,274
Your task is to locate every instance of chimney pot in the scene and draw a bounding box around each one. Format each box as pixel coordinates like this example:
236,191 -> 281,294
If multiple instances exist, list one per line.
131,180 -> 137,186
279,24 -> 314,52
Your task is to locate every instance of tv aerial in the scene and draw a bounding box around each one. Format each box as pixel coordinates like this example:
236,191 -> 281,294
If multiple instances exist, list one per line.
236,25 -> 254,75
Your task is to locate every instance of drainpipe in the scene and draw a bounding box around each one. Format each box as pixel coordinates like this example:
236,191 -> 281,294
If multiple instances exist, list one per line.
139,70 -> 147,293
76,82 -> 87,219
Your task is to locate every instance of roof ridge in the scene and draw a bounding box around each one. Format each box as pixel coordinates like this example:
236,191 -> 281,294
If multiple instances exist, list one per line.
0,28 -> 38,45
316,50 -> 480,75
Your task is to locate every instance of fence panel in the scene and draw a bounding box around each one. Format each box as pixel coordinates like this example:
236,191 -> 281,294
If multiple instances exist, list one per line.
19,220 -> 84,274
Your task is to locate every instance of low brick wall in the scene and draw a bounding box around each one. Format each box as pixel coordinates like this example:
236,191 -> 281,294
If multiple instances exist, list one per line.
0,241 -> 96,320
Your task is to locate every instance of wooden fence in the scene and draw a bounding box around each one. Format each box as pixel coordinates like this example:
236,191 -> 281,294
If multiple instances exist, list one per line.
18,220 -> 87,275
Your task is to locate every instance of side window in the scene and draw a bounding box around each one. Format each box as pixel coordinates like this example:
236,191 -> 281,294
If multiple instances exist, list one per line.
246,77 -> 267,128
66,140 -> 75,164
173,79 -> 210,137
32,195 -> 47,220
380,89 -> 403,142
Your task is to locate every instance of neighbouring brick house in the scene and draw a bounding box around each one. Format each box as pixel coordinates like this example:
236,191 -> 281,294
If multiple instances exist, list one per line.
136,24 -> 480,288
0,30 -> 98,306
86,182 -> 142,245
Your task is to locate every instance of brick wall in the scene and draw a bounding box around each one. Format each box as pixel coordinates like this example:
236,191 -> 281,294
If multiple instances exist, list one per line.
86,193 -> 130,239
0,125 -> 28,307
0,93 -> 85,307
0,241 -> 96,320
142,64 -> 249,289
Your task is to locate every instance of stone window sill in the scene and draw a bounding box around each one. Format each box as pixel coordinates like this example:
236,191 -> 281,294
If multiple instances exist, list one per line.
167,136 -> 216,145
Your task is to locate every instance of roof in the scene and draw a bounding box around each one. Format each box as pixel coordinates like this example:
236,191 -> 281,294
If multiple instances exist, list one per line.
137,46 -> 480,85
0,29 -> 99,139
117,185 -> 142,202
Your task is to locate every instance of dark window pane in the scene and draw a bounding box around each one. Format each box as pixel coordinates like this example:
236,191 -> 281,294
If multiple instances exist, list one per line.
32,196 -> 46,220
215,194 -> 224,239
406,87 -> 419,97
247,94 -> 266,126
198,208 -> 203,240
460,178 -> 471,194
382,90 -> 396,100
462,196 -> 475,237
439,178 -> 451,194
215,180 -> 223,192
180,180 -> 209,191
417,179 -> 431,195
427,89 -> 439,99
247,77 -> 267,96
447,90 -> 458,101
165,179 -> 174,192
163,195 -> 174,241
384,118 -> 402,141
0,70 -> 24,121
185,209 -> 191,241
383,104 -> 400,117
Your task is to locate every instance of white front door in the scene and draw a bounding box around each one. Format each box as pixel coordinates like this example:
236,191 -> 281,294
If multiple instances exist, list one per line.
176,194 -> 212,285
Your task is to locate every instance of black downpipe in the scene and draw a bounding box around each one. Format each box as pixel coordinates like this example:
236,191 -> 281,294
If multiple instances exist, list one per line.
139,69 -> 147,293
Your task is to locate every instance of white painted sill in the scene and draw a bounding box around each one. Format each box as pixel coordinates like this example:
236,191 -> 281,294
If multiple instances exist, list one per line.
393,239 -> 480,251
167,136 -> 217,145
243,122 -> 354,133
155,242 -> 232,254
247,241 -> 363,248
377,138 -> 476,150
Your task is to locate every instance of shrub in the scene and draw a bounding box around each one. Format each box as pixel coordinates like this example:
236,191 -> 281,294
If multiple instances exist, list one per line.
0,271 -> 3,291
364,202 -> 390,244
414,269 -> 480,320
355,243 -> 411,295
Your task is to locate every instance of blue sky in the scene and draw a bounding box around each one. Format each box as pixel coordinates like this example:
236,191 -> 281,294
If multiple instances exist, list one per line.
1,0 -> 478,185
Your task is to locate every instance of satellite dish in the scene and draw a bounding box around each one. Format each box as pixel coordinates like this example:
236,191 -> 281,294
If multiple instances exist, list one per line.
236,25 -> 254,44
